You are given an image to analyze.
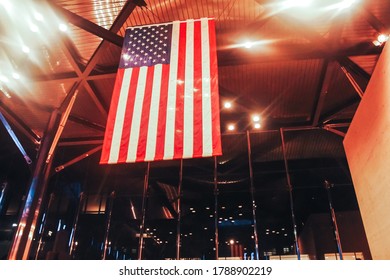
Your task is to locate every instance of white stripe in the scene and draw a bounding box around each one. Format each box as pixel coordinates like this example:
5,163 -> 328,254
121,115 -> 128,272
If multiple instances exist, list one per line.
127,67 -> 148,162
183,20 -> 194,158
164,22 -> 180,160
201,19 -> 213,157
108,69 -> 132,163
144,64 -> 162,161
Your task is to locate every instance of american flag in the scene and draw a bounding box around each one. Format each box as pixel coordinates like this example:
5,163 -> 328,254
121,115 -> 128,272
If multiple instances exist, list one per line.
100,18 -> 222,164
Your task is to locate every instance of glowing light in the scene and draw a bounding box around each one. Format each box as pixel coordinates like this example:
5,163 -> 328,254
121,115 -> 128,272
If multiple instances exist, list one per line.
22,45 -> 30,54
0,0 -> 12,12
282,0 -> 313,8
373,40 -> 381,46
227,124 -> 235,131
244,41 -> 254,49
377,33 -> 389,43
30,23 -> 39,33
12,73 -> 20,80
122,53 -> 130,60
252,114 -> 261,122
34,12 -> 44,22
12,223 -> 18,227
0,76 -> 9,83
229,239 -> 235,245
254,123 -> 261,129
338,0 -> 357,9
224,101 -> 232,109
59,23 -> 68,32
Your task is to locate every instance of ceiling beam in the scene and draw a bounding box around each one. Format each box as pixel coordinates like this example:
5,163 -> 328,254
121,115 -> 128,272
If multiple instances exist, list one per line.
49,2 -> 124,47
320,96 -> 360,124
0,101 -> 41,145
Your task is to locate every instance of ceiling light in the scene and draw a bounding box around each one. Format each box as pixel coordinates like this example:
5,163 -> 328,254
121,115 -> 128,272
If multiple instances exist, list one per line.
282,0 -> 313,8
244,41 -> 254,49
34,12 -> 44,22
30,23 -> 39,33
227,124 -> 235,131
0,76 -> 10,83
254,123 -> 261,129
22,45 -> 30,54
252,114 -> 261,122
12,73 -> 20,80
229,239 -> 235,245
338,0 -> 357,9
224,101 -> 232,109
59,23 -> 68,32
377,33 -> 389,43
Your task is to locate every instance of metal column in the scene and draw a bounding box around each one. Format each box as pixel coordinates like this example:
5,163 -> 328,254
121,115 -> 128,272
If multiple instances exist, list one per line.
280,128 -> 301,260
138,162 -> 150,260
8,91 -> 78,260
35,193 -> 55,260
324,180 -> 343,260
246,130 -> 260,260
176,159 -> 183,260
213,156 -> 219,260
102,191 -> 115,260
69,192 -> 84,257
8,110 -> 62,260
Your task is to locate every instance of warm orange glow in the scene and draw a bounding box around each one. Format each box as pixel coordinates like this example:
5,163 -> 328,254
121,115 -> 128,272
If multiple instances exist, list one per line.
254,123 -> 261,129
227,124 -> 235,131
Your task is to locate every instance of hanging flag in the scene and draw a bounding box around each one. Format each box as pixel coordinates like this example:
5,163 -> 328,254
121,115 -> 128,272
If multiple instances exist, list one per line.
100,18 -> 222,164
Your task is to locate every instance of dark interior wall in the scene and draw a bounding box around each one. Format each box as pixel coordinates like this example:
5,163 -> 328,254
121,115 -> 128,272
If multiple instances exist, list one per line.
299,211 -> 371,260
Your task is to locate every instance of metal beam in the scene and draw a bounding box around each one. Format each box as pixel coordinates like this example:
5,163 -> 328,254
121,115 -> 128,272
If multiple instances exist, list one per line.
50,3 -> 124,47
0,101 -> 41,144
312,61 -> 340,126
320,97 -> 360,124
54,145 -> 102,172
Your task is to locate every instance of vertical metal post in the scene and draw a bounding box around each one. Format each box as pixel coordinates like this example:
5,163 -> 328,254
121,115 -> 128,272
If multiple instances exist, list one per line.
324,180 -> 343,260
138,162 -> 150,260
102,191 -> 115,260
280,128 -> 301,260
246,130 -> 260,260
35,193 -> 55,260
8,90 -> 78,260
213,156 -> 219,260
8,110 -> 62,260
69,192 -> 84,257
176,159 -> 183,260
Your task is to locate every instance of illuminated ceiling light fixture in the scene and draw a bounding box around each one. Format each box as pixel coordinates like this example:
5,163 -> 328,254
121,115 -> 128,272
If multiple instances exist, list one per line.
227,124 -> 235,131
0,75 -> 10,83
22,45 -> 30,54
30,23 -> 39,33
252,114 -> 261,122
223,101 -> 232,109
229,239 -> 235,245
0,0 -> 12,12
338,0 -> 358,9
244,41 -> 254,49
282,0 -> 313,8
254,123 -> 261,129
377,33 -> 389,44
34,12 -> 44,22
12,73 -> 20,80
59,23 -> 68,32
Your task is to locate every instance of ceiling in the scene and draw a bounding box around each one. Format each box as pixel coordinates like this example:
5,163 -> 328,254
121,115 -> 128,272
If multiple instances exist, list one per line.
0,0 -> 387,258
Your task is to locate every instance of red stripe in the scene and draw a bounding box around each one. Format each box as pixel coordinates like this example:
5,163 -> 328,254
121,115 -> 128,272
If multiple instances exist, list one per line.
193,20 -> 203,157
155,64 -> 170,161
136,67 -> 155,161
208,20 -> 222,155
100,68 -> 125,164
173,22 -> 187,159
117,68 -> 140,163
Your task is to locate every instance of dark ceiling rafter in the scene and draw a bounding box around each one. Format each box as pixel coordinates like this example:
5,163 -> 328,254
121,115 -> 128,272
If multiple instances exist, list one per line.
311,16 -> 346,127
45,0 -> 145,127
49,2 -> 124,47
0,101 -> 41,145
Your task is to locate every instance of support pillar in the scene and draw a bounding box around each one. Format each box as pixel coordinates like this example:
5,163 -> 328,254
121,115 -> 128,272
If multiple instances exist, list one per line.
138,162 -> 150,260
102,191 -> 115,260
176,159 -> 183,260
246,130 -> 260,260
